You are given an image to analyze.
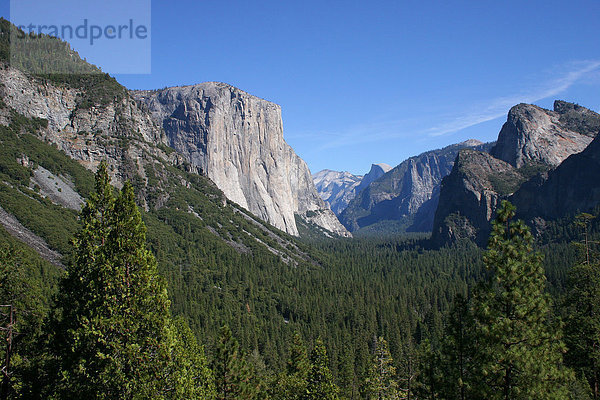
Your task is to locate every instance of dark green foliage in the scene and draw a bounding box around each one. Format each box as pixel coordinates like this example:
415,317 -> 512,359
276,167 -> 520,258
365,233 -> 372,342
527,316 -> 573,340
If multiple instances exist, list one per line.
212,325 -> 257,400
564,213 -> 600,399
0,231 -> 60,398
305,339 -> 339,400
437,295 -> 476,400
272,332 -> 310,400
50,163 -> 198,399
469,201 -> 570,399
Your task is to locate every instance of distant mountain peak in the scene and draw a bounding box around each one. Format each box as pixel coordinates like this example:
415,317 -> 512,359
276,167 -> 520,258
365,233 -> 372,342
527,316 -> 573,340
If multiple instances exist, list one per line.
312,163 -> 391,216
371,163 -> 392,172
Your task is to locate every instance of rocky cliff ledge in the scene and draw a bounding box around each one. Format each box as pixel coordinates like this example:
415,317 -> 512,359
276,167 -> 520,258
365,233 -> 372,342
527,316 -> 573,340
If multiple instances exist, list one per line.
133,83 -> 350,237
490,101 -> 599,168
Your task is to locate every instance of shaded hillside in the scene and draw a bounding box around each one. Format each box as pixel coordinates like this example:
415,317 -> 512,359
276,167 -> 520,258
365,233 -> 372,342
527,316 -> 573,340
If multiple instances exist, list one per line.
511,131 -> 600,223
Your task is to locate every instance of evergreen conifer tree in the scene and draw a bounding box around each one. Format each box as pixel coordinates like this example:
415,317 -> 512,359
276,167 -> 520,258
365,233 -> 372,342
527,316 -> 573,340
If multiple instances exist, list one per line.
470,200 -> 570,399
50,162 -> 208,399
212,325 -> 256,400
274,331 -> 310,399
304,338 -> 339,400
365,336 -> 400,400
169,317 -> 216,399
564,213 -> 600,399
438,294 -> 475,400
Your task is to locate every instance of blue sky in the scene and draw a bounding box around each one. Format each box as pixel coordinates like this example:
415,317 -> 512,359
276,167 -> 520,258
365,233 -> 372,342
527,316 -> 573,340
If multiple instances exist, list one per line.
3,0 -> 600,175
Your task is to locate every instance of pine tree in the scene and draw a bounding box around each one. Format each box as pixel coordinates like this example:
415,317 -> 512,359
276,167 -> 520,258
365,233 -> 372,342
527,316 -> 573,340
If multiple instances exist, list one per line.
396,339 -> 417,400
365,336 -> 400,400
212,325 -> 256,400
273,331 -> 310,400
414,340 -> 440,400
470,200 -> 570,399
438,294 -> 475,400
169,317 -> 216,399
304,338 -> 339,400
564,212 -> 600,399
50,162 -> 205,399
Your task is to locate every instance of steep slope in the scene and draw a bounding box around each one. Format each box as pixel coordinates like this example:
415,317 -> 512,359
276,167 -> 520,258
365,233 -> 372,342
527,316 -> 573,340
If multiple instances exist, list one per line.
339,140 -> 489,234
132,84 -> 350,238
312,163 -> 391,215
431,150 -> 525,245
432,101 -> 600,245
511,131 -> 600,222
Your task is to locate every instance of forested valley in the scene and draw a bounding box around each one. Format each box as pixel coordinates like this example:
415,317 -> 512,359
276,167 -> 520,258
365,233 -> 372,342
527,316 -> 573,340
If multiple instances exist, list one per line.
2,159 -> 599,399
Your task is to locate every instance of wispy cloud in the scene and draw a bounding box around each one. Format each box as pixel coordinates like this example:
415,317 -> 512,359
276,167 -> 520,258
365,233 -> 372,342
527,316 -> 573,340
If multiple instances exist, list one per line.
427,60 -> 600,137
310,60 -> 600,149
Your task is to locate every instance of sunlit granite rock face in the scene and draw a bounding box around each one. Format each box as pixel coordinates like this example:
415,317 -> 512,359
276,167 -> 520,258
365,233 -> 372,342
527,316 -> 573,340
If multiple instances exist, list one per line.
133,83 -> 350,237
490,101 -> 599,168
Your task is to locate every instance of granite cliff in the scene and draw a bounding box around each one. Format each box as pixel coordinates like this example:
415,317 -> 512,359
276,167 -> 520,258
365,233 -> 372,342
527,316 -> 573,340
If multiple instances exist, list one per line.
432,101 -> 600,245
132,83 -> 350,237
490,101 -> 598,167
339,140 -> 490,234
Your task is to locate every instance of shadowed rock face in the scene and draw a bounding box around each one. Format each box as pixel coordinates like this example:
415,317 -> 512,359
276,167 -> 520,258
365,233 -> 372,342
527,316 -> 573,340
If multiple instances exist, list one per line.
432,101 -> 600,246
133,83 -> 350,237
511,131 -> 600,222
431,150 -> 523,245
490,101 -> 600,168
339,140 -> 489,234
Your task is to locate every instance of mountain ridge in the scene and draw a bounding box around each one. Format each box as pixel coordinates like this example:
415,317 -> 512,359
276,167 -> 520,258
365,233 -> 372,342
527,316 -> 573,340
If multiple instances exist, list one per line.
312,163 -> 391,216
338,139 -> 492,234
432,100 -> 600,245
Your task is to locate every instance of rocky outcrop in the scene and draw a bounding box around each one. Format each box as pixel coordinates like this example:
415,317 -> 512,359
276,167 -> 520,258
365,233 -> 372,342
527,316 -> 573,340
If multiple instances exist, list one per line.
312,163 -> 391,216
490,101 -> 599,168
0,63 -> 173,194
339,140 -> 489,234
431,150 -> 523,245
133,83 -> 350,237
511,131 -> 600,222
432,101 -> 600,246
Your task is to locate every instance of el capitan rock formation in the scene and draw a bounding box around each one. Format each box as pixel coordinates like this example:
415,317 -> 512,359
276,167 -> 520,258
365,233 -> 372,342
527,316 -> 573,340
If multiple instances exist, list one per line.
133,83 -> 350,237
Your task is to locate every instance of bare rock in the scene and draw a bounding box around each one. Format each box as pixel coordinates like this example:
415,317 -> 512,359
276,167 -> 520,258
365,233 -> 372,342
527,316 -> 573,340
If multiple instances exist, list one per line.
132,83 -> 350,237
490,101 -> 599,168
